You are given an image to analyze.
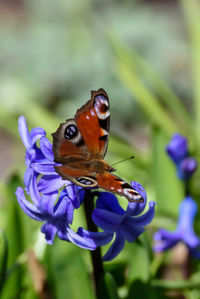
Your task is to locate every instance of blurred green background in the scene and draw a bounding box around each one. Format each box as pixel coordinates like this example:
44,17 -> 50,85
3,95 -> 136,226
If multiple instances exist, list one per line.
0,0 -> 200,298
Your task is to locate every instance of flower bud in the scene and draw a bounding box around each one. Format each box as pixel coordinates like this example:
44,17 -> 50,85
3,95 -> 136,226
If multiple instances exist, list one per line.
166,133 -> 188,163
178,157 -> 197,180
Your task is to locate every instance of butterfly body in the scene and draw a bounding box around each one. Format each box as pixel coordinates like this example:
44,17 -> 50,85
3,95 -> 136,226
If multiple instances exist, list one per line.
52,89 -> 144,202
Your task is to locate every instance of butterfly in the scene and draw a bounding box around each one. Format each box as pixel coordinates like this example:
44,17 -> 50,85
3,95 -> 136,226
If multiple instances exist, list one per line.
52,88 -> 144,202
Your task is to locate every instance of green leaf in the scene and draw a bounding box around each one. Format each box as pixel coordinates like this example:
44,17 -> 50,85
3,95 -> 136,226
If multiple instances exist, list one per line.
104,262 -> 127,287
126,237 -> 151,284
180,0 -> 200,146
109,35 -> 193,136
1,174 -> 26,299
152,278 -> 200,290
115,59 -> 179,137
44,242 -> 95,299
152,127 -> 184,217
0,101 -> 60,141
97,272 -> 119,299
109,136 -> 150,170
127,279 -> 167,299
0,231 -> 8,295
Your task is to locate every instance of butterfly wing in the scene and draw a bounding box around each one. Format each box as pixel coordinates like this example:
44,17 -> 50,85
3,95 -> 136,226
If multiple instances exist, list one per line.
52,89 -> 144,203
75,88 -> 110,159
96,172 -> 144,202
52,88 -> 110,188
52,118 -> 87,164
52,88 -> 110,164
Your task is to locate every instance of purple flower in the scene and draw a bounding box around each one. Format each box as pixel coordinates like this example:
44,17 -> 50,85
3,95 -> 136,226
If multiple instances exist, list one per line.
15,185 -> 100,249
18,116 -> 67,202
90,182 -> 156,261
166,133 -> 197,180
166,133 -> 188,163
16,116 -> 155,259
178,157 -> 198,180
154,197 -> 200,258
17,116 -> 99,248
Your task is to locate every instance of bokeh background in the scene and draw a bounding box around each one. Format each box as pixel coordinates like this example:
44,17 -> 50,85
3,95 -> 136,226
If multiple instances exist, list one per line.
0,0 -> 200,298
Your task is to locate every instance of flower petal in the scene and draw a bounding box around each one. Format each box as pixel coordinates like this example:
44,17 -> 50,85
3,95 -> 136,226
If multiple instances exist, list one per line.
15,187 -> 46,221
103,233 -> 126,261
184,234 -> 200,248
25,149 -> 36,167
78,228 -> 113,246
95,192 -> 124,215
31,163 -> 57,175
41,223 -> 57,245
30,127 -> 46,146
177,157 -> 197,180
18,116 -> 32,149
37,175 -> 65,194
177,197 -> 197,230
66,227 -> 97,250
154,229 -> 179,242
23,167 -> 33,189
28,173 -> 41,205
40,137 -> 54,161
54,196 -> 74,223
121,222 -> 145,242
154,239 -> 178,252
166,133 -> 188,163
131,181 -> 147,204
39,192 -> 58,216
122,182 -> 147,218
92,209 -> 122,232
65,184 -> 82,209
125,202 -> 156,226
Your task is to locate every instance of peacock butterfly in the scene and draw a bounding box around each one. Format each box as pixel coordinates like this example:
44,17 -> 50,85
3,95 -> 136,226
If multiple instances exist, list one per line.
52,88 -> 144,202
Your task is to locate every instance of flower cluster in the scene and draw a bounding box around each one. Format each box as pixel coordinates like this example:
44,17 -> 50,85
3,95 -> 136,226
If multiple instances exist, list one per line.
166,133 -> 197,180
16,116 -> 155,261
154,133 -> 199,257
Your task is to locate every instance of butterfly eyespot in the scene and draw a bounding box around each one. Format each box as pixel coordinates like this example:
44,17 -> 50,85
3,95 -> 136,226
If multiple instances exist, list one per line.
64,124 -> 78,140
100,104 -> 109,113
76,176 -> 97,187
77,178 -> 93,185
94,94 -> 110,120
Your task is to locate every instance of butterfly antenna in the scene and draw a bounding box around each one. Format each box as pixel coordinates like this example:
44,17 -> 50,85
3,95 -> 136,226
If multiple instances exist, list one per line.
58,183 -> 75,192
111,155 -> 135,167
58,185 -> 67,192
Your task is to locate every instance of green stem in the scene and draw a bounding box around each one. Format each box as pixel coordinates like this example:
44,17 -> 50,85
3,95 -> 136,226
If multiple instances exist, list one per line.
83,190 -> 104,295
152,278 -> 200,290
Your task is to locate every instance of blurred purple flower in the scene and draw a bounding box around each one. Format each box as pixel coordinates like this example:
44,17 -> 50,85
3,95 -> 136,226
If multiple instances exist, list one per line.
178,157 -> 197,180
90,182 -> 156,261
166,133 -> 197,180
166,133 -> 188,163
154,197 -> 200,258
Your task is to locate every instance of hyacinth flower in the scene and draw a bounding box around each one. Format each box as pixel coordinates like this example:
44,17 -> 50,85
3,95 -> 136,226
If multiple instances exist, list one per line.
166,133 -> 197,180
16,116 -> 155,261
16,116 -> 112,249
90,182 -> 156,261
154,134 -> 199,257
154,197 -> 200,258
18,116 -> 68,202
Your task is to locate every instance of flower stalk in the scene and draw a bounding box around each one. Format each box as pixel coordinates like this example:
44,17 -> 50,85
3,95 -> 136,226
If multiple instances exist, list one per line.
83,190 -> 104,294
